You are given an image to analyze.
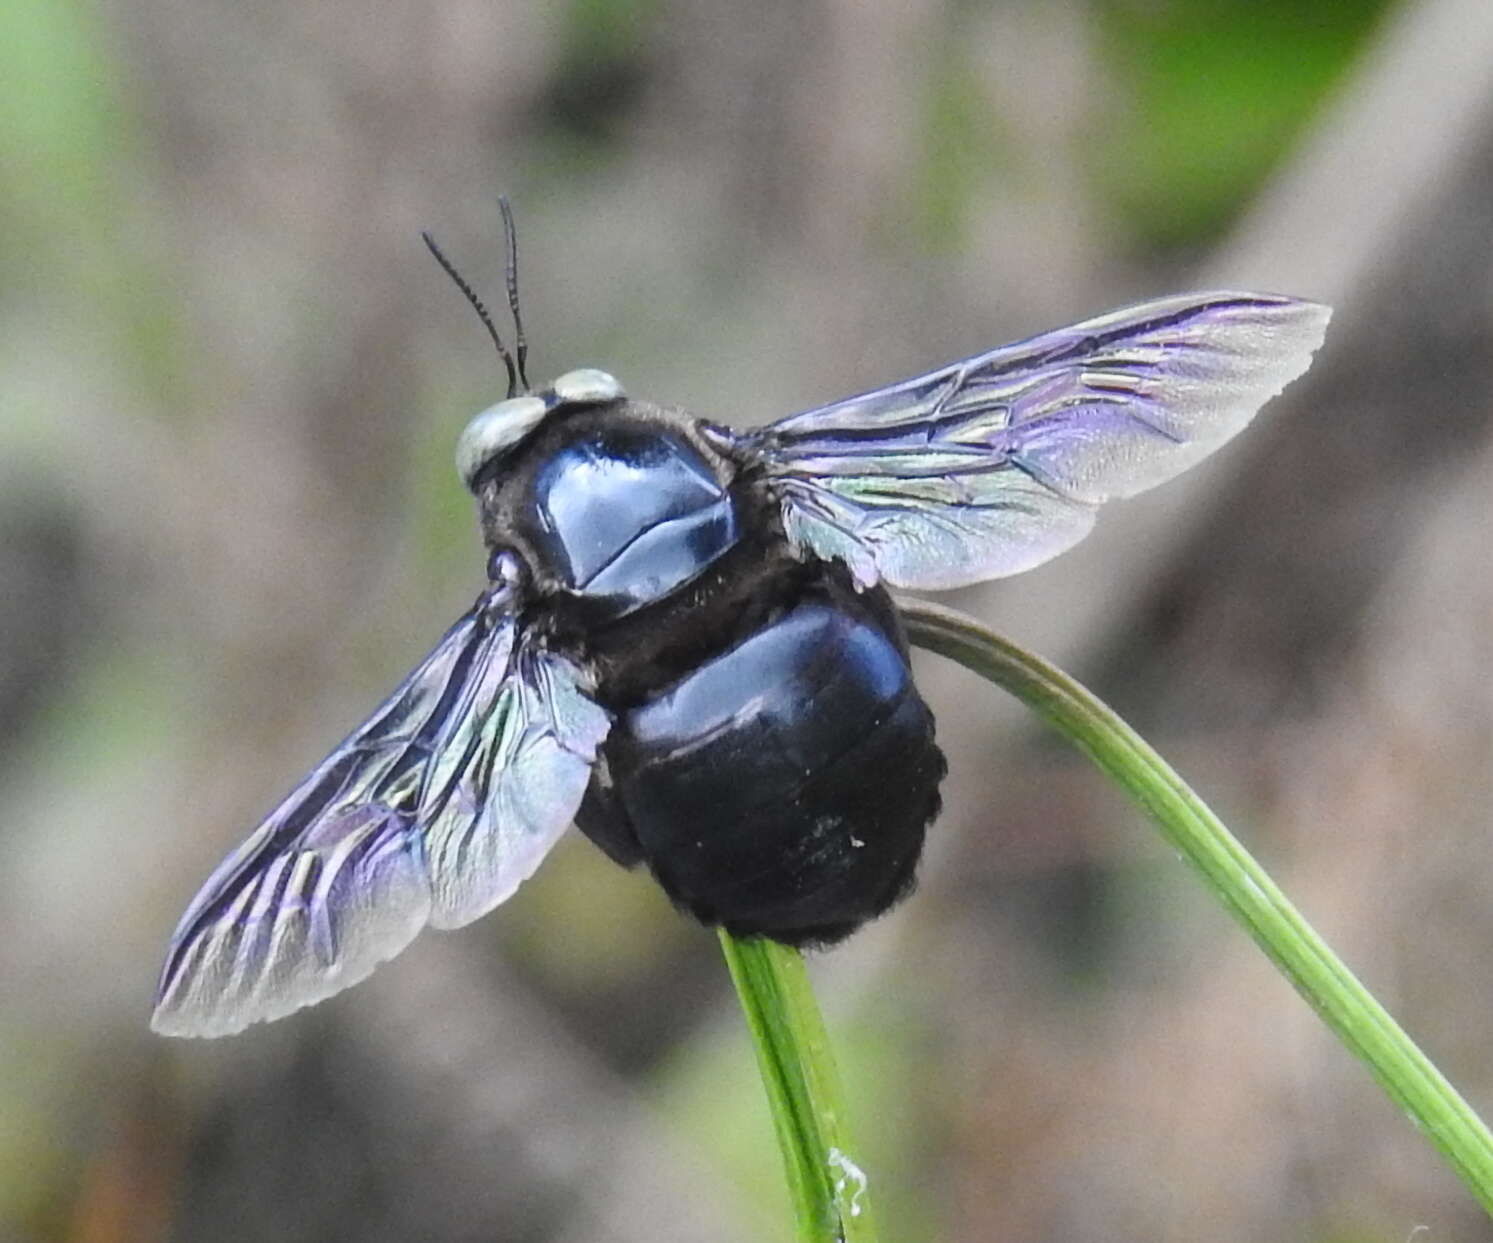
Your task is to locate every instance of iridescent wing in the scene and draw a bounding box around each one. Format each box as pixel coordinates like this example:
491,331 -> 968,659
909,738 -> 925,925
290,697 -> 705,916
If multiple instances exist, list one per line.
744,292 -> 1331,590
151,587 -> 611,1038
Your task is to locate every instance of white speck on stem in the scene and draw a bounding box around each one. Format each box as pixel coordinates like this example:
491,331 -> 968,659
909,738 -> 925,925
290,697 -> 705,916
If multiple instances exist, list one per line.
827,1147 -> 868,1218
1237,872 -> 1270,906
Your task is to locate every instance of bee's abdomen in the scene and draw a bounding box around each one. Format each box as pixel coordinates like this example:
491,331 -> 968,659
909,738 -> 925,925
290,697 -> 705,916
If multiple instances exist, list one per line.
579,584 -> 945,945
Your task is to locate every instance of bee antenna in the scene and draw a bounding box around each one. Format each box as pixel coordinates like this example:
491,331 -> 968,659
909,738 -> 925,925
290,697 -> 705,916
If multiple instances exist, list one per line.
421,230 -> 519,399
497,196 -> 530,394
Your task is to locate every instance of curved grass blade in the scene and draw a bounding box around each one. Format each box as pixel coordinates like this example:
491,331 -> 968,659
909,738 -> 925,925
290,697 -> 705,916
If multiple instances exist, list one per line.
719,931 -> 876,1243
901,596 -> 1493,1218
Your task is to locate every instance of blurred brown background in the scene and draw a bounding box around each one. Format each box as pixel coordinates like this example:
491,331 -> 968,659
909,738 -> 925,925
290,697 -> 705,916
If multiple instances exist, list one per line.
4,0 -> 1493,1239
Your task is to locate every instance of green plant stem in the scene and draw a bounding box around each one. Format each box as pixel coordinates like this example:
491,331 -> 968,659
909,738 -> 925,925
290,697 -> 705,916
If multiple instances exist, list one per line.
900,596 -> 1493,1216
719,930 -> 876,1242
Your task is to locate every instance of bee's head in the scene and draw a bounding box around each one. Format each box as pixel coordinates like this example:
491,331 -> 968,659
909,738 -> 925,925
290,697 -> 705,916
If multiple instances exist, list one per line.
454,369 -> 625,490
424,201 -> 627,491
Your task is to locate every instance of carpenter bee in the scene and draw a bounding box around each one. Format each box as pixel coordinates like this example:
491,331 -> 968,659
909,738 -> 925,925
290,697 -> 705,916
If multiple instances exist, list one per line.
152,204 -> 1329,1036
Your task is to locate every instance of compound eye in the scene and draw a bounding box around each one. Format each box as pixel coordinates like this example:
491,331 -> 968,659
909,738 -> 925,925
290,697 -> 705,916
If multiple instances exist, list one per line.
456,396 -> 549,491
454,371 -> 627,493
551,369 -> 623,405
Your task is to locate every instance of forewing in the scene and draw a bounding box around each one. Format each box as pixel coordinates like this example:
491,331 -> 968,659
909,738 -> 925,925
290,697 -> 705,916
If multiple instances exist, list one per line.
152,600 -> 609,1038
748,292 -> 1331,590
417,639 -> 612,930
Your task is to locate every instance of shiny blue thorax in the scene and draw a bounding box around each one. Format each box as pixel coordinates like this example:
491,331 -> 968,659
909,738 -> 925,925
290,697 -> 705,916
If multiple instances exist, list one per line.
525,423 -> 739,620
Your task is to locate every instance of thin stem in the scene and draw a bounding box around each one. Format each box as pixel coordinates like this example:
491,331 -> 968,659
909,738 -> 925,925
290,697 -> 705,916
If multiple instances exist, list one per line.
719,930 -> 876,1243
900,596 -> 1493,1216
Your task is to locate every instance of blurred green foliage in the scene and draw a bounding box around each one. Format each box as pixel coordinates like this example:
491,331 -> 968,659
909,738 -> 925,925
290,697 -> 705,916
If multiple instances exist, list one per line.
1091,0 -> 1391,252
912,31 -> 1012,254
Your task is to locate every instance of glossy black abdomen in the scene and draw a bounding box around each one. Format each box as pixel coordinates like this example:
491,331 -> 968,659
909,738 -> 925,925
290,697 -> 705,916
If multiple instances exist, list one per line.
486,401 -> 946,945
578,578 -> 944,946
